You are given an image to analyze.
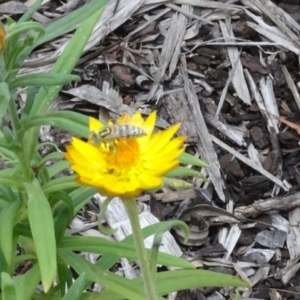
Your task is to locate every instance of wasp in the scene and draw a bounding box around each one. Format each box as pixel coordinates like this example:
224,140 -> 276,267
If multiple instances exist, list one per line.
90,124 -> 146,147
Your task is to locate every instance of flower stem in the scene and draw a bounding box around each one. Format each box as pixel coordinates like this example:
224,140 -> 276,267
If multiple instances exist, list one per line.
123,198 -> 159,300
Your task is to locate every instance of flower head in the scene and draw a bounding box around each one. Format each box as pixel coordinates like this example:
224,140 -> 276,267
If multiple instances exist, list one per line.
65,111 -> 186,198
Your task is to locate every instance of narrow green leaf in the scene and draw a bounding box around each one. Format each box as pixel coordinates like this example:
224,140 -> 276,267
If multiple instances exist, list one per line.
70,187 -> 97,215
162,177 -> 193,188
0,82 -> 10,120
60,236 -> 193,270
62,273 -> 86,300
14,224 -> 32,239
166,166 -> 208,181
81,269 -> 249,300
156,269 -> 250,293
18,0 -> 43,23
42,176 -> 81,194
6,22 -> 44,44
150,220 -> 189,278
0,249 -> 8,274
22,111 -> 89,138
14,264 -> 41,300
0,169 -> 23,189
53,192 -> 74,244
9,73 -> 80,90
22,86 -> 38,117
0,145 -> 18,161
179,152 -> 209,167
58,264 -> 73,296
47,160 -> 70,178
0,186 -> 19,204
1,272 -> 17,300
0,200 -> 20,264
97,221 -> 195,271
25,179 -> 56,292
58,250 -> 162,300
36,0 -> 110,46
24,5 -> 107,160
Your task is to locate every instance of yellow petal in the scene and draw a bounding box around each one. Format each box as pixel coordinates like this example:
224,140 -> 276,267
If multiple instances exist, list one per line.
138,111 -> 157,149
89,117 -> 104,132
147,124 -> 181,154
139,173 -> 162,189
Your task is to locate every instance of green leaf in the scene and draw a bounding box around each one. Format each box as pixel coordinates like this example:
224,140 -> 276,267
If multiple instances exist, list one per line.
156,269 -> 250,293
6,38 -> 37,71
58,250 -> 162,300
6,21 -> 44,45
60,235 -> 193,270
22,86 -> 38,117
0,145 -> 18,161
162,177 -> 193,188
0,82 -> 10,120
0,249 -> 8,274
14,264 -> 41,300
96,221 -> 195,271
0,186 -> 19,205
179,152 -> 209,167
57,264 -> 73,296
9,73 -> 80,90
53,192 -> 74,244
70,187 -> 97,215
1,272 -> 17,300
82,269 -> 249,300
46,160 -> 70,178
0,200 -> 20,264
62,273 -> 86,300
25,179 -> 56,292
24,5 -> 108,160
150,220 -> 189,278
18,0 -> 43,23
42,176 -> 82,194
0,169 -> 23,189
36,0 -> 110,46
166,166 -> 207,181
14,223 -> 32,239
22,111 -> 89,138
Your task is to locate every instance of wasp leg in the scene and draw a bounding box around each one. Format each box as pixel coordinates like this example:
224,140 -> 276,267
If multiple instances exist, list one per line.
90,132 -> 101,146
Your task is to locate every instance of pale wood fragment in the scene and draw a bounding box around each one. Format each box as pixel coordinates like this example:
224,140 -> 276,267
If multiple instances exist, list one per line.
148,5 -> 190,100
219,224 -> 241,260
260,77 -> 280,133
234,192 -> 300,218
181,56 -> 226,201
244,69 -> 278,131
219,20 -> 251,105
279,259 -> 300,284
204,112 -> 247,147
249,267 -> 270,286
250,0 -> 300,47
211,135 -> 289,191
287,208 -> 300,260
163,92 -> 198,143
282,65 -> 300,110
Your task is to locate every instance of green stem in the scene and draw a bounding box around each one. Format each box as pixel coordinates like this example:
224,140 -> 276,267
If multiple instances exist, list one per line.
8,99 -> 32,181
123,198 -> 159,300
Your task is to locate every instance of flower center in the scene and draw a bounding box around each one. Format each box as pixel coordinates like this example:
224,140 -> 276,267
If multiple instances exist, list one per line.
102,138 -> 140,174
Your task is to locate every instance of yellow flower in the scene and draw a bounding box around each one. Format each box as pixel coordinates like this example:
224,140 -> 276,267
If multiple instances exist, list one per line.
65,111 -> 186,198
0,24 -> 5,51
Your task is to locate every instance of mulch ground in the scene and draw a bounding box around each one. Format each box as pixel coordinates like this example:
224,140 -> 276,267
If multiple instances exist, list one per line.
3,0 -> 300,299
